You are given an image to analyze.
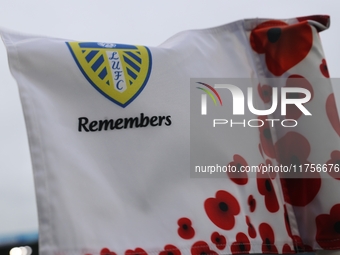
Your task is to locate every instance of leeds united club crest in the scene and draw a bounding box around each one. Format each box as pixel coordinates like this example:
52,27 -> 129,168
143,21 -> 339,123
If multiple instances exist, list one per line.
67,42 -> 152,107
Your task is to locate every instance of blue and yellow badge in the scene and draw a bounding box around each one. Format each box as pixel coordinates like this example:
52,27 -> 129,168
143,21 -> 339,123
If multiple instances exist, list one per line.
66,42 -> 152,107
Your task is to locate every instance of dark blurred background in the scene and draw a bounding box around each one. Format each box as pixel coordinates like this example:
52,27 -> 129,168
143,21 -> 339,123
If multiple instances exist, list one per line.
0,242 -> 38,255
0,234 -> 38,255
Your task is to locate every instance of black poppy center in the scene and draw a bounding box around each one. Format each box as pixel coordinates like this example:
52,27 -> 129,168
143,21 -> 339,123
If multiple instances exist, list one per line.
335,160 -> 340,167
236,163 -> 242,171
239,243 -> 246,251
249,199 -> 254,206
285,213 -> 290,224
334,221 -> 340,234
167,252 -> 174,255
287,92 -> 300,99
295,246 -> 304,253
265,179 -> 272,192
324,64 -> 328,71
219,202 -> 229,212
291,155 -> 300,167
182,224 -> 188,230
200,252 -> 208,255
267,28 -> 281,43
263,90 -> 269,96
263,128 -> 271,140
265,238 -> 271,250
215,237 -> 221,243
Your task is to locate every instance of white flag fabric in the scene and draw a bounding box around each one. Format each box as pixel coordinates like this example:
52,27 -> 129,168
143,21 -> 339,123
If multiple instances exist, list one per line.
2,15 -> 340,255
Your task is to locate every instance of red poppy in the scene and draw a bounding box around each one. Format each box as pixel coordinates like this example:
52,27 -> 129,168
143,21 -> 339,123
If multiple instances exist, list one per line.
281,175 -> 321,207
204,190 -> 240,230
320,59 -> 330,78
326,150 -> 340,180
275,132 -> 310,167
316,203 -> 340,249
258,83 -> 272,103
292,235 -> 310,253
246,216 -> 257,238
283,205 -> 292,238
257,171 -> 279,213
159,245 -> 181,255
247,195 -> 256,212
230,233 -> 251,254
282,244 -> 294,254
101,248 -> 117,255
250,20 -> 312,76
259,223 -> 278,254
326,93 -> 340,136
293,235 -> 303,252
191,241 -> 217,255
283,75 -> 314,120
296,15 -> 330,32
177,217 -> 195,239
125,248 -> 147,255
258,116 -> 276,158
275,131 -> 321,206
227,154 -> 248,185
211,232 -> 227,250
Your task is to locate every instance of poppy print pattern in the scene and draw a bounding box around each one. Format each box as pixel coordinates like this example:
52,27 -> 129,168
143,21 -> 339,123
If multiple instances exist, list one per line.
204,190 -> 240,230
275,131 -> 321,206
191,241 -> 218,255
227,154 -> 249,185
250,20 -> 313,76
316,204 -> 340,249
159,245 -> 181,255
177,218 -> 195,239
211,232 -> 227,250
230,233 -> 251,255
